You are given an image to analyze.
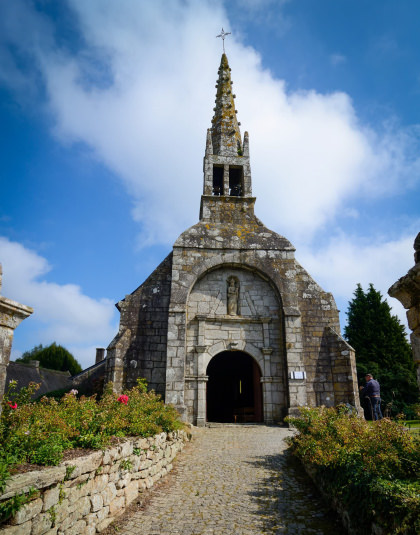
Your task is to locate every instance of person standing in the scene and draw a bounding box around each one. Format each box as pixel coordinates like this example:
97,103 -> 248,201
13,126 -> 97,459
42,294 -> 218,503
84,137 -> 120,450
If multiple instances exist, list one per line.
360,374 -> 383,421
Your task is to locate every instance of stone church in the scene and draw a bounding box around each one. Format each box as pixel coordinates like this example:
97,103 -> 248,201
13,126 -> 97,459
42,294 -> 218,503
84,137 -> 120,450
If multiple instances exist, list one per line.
105,54 -> 360,425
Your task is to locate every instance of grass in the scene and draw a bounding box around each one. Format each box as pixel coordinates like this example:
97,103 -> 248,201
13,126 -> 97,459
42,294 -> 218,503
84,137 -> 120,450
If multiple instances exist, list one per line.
404,420 -> 420,435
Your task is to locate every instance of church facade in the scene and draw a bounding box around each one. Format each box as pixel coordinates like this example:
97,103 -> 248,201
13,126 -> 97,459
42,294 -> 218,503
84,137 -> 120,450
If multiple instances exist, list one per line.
105,54 -> 360,425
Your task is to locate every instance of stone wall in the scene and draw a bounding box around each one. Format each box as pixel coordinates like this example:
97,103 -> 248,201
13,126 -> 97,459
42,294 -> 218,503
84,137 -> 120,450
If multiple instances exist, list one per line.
105,255 -> 173,397
0,430 -> 189,535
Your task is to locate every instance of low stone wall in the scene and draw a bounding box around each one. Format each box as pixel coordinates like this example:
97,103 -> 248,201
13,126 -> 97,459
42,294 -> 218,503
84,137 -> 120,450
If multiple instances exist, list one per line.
0,430 -> 189,535
303,464 -> 384,535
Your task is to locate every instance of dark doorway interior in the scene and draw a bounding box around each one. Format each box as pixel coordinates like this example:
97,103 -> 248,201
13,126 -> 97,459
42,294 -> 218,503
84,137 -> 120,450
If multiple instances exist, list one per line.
206,351 -> 263,423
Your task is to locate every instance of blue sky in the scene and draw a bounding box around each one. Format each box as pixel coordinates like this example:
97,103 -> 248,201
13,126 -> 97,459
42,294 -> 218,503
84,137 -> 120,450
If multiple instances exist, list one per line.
0,0 -> 419,369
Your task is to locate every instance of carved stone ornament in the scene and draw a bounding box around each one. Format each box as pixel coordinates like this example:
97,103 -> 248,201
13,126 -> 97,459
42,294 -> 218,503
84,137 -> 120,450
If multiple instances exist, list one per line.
227,277 -> 239,315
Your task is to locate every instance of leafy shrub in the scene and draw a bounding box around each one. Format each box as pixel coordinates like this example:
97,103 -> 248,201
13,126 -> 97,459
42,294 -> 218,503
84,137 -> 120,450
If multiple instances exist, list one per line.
286,407 -> 420,534
0,378 -> 183,482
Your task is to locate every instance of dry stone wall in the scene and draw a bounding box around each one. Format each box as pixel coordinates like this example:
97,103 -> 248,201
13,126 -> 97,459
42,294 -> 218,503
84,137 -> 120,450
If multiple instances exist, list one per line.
0,430 -> 189,535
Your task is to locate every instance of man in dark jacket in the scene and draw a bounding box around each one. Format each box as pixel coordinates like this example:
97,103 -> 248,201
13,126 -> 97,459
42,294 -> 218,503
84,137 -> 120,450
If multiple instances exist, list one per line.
360,374 -> 383,421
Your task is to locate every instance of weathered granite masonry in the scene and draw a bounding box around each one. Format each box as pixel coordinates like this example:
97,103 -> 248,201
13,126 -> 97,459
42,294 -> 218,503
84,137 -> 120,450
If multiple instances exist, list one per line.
0,430 -> 188,535
0,264 -> 33,412
105,255 -> 172,398
105,54 -> 360,424
389,232 -> 420,387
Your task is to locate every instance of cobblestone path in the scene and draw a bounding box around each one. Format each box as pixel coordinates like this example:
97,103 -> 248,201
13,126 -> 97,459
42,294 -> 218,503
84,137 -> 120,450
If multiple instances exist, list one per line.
121,425 -> 341,535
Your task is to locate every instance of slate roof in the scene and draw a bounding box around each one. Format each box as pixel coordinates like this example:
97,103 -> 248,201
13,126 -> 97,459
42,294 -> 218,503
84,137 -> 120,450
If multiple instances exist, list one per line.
6,360 -> 72,397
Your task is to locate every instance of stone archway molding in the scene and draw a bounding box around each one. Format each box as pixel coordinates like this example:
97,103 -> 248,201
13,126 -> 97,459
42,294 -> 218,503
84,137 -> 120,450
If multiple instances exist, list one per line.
205,339 -> 264,372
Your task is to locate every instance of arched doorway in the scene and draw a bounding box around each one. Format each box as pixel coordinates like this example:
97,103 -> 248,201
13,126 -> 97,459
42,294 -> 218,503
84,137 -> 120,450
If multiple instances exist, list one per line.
206,351 -> 263,423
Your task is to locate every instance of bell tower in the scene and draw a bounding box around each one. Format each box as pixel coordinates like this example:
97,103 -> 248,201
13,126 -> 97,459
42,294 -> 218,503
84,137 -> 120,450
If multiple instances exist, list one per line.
200,54 -> 253,221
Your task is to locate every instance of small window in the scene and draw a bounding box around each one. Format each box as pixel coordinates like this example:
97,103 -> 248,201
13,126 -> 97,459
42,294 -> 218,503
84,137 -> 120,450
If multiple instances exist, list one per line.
229,166 -> 243,196
213,166 -> 223,195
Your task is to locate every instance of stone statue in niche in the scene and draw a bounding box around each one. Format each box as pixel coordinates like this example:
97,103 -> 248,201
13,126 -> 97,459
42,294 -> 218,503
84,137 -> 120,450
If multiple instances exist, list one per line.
227,277 -> 239,315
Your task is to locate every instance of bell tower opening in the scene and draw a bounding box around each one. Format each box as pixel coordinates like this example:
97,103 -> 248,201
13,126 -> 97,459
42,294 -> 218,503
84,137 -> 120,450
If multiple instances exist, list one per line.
206,351 -> 263,423
229,166 -> 243,196
212,165 -> 224,195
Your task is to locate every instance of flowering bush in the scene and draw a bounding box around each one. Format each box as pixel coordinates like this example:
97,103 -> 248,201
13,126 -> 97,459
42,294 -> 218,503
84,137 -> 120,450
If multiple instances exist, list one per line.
286,407 -> 420,535
0,378 -> 183,494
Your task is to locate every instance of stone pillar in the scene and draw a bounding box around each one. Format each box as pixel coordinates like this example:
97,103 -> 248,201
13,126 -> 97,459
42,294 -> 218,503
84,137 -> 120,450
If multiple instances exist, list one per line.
261,376 -> 274,423
223,164 -> 229,195
195,344 -> 208,427
283,307 -> 307,414
262,347 -> 272,377
0,265 -> 33,411
196,376 -> 208,427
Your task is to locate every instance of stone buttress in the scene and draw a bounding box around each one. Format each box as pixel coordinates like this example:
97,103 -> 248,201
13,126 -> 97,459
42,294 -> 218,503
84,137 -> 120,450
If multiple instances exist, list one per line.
106,54 -> 360,424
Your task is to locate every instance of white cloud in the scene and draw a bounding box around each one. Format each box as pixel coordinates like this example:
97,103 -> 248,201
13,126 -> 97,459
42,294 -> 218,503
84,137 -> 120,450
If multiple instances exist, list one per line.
0,1 -> 419,248
297,230 -> 418,329
0,237 -> 117,368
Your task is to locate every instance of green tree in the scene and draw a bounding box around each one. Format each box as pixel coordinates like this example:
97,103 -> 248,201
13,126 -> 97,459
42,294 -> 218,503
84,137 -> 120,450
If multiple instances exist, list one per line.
16,343 -> 82,376
344,284 -> 419,417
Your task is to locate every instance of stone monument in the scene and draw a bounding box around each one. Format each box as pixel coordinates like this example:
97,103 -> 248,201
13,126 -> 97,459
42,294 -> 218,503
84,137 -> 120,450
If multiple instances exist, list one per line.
105,54 -> 360,425
0,264 -> 33,412
388,232 -> 420,387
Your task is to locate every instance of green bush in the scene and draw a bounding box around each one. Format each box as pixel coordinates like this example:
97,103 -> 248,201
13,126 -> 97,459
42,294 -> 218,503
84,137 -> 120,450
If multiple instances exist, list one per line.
286,407 -> 420,535
0,379 -> 183,486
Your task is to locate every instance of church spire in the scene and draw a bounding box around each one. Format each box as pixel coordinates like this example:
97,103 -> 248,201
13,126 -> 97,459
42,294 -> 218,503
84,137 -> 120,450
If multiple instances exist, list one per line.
211,54 -> 242,157
201,54 -> 252,202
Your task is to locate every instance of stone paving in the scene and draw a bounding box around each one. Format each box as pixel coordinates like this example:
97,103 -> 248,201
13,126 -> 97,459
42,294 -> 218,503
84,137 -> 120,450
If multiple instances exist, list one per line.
119,425 -> 342,535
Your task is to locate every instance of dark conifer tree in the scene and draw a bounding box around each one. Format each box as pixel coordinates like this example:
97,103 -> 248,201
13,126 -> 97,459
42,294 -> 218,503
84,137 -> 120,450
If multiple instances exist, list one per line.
344,284 -> 419,417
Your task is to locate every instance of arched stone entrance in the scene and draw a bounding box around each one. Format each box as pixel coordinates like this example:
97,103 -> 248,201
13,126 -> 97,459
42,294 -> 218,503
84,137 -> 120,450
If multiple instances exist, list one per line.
206,351 -> 263,423
185,266 -> 288,426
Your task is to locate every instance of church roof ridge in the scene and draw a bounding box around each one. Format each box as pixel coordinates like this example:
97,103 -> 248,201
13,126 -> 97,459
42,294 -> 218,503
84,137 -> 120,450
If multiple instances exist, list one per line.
211,54 -> 242,156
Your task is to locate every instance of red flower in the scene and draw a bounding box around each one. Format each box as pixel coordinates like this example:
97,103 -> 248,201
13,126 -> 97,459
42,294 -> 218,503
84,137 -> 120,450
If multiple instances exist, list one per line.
117,395 -> 129,405
7,401 -> 17,410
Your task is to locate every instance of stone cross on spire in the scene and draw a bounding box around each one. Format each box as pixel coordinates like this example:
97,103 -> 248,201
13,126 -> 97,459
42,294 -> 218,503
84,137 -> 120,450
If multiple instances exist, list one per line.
216,28 -> 231,53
